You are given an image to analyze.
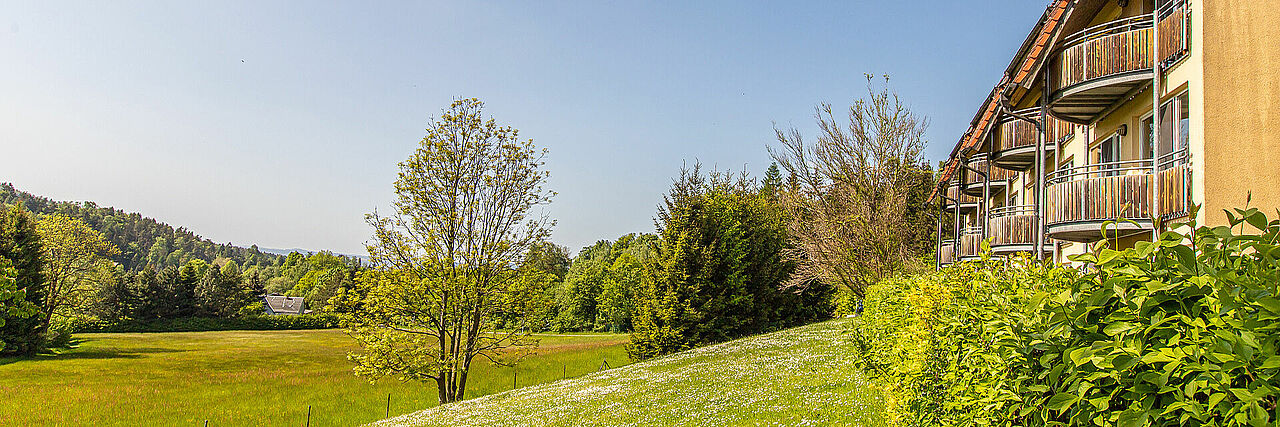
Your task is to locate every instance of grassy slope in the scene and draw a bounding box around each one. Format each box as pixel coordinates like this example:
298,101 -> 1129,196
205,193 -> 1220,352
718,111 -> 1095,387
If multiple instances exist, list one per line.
0,329 -> 628,426
374,318 -> 885,427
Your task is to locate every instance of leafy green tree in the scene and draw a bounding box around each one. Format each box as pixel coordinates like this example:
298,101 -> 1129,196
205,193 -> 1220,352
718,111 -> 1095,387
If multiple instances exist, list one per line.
554,241 -> 611,331
0,257 -> 39,353
36,214 -> 120,334
195,262 -> 244,317
627,165 -> 804,360
0,204 -> 45,355
342,98 -> 554,404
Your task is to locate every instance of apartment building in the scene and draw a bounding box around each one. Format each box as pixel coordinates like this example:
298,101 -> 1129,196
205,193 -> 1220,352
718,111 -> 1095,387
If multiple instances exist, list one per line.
934,0 -> 1279,266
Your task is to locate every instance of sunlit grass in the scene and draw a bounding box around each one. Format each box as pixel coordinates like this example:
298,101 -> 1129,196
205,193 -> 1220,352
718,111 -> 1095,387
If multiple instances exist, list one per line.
375,318 -> 885,427
0,329 -> 629,426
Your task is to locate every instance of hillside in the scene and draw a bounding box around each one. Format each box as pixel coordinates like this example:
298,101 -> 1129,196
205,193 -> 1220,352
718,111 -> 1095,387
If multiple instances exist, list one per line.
0,182 -> 283,271
371,318 -> 885,427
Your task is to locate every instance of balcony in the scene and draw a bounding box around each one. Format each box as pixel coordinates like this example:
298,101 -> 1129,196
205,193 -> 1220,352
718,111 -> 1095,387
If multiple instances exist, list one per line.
1048,6 -> 1189,124
937,239 -> 955,266
1045,151 -> 1191,242
987,205 -> 1050,255
992,108 -> 1074,171
961,155 -> 1014,196
958,227 -> 983,260
943,182 -> 979,213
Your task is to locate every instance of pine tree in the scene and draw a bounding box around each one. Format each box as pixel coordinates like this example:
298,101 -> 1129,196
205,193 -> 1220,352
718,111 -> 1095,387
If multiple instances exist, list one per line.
0,204 -> 48,355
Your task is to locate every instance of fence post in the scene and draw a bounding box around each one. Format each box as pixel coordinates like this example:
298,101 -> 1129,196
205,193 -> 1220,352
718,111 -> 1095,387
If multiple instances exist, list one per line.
306,405 -> 311,427
386,393 -> 391,418
513,370 -> 518,390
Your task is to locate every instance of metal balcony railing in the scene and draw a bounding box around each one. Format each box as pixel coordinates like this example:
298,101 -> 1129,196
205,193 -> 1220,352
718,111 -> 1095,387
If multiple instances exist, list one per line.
996,108 -> 1076,154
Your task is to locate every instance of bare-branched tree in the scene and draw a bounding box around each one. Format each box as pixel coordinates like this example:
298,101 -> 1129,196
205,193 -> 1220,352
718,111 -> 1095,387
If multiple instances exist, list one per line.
340,98 -> 554,404
769,75 -> 935,297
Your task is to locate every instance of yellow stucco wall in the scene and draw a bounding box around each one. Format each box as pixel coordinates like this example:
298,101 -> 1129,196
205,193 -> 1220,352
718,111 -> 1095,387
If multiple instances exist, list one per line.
1201,1 -> 1280,225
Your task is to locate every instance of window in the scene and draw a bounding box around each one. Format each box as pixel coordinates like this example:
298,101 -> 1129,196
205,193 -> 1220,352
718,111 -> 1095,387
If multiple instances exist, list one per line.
1092,134 -> 1121,176
1149,91 -> 1190,169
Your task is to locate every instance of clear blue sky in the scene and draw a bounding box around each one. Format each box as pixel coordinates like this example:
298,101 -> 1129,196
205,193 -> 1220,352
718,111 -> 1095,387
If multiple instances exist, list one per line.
0,1 -> 1046,255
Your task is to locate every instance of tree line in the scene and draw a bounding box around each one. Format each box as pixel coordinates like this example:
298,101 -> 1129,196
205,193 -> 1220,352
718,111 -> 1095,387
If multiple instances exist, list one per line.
339,91 -> 936,404
0,198 -> 364,355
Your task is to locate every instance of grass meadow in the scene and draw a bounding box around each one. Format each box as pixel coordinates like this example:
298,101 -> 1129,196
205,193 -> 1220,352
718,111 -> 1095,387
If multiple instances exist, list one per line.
0,329 -> 629,426
376,318 -> 886,427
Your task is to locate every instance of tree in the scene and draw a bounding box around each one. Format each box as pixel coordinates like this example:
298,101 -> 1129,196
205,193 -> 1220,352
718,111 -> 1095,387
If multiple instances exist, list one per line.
627,165 -> 803,360
342,98 -> 554,404
553,241 -> 611,331
0,204 -> 45,355
36,214 -> 120,335
768,75 -> 936,297
0,257 -> 39,353
195,262 -> 245,317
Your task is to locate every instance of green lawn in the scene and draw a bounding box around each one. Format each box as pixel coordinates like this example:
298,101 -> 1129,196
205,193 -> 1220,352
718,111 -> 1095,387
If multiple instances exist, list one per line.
374,318 -> 886,427
0,329 -> 629,426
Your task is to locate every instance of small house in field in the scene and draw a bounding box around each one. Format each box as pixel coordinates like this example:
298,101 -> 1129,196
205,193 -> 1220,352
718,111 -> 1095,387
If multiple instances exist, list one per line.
263,294 -> 309,315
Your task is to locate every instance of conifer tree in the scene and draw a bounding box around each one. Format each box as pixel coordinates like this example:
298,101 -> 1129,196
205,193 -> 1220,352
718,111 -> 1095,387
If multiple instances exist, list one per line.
0,204 -> 46,355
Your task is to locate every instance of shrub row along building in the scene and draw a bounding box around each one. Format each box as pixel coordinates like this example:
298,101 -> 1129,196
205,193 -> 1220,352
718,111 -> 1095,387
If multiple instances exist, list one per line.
933,0 -> 1279,266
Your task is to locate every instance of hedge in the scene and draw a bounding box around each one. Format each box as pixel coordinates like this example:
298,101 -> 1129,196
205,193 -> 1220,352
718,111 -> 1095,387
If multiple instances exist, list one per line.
72,313 -> 341,333
853,206 -> 1280,426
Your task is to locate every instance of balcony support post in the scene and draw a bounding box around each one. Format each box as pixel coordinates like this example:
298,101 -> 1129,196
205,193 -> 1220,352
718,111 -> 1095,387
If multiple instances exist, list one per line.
1150,10 -> 1162,234
1038,66 -> 1048,260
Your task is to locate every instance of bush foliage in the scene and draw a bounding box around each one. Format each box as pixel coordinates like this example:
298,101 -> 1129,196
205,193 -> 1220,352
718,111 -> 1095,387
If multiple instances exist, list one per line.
854,206 -> 1280,426
73,313 -> 340,333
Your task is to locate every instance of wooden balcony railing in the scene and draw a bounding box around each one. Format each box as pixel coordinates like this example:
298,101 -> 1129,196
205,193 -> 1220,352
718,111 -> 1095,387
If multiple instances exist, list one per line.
1157,1 -> 1191,65
996,108 -> 1076,153
1155,150 -> 1192,219
938,240 -> 955,265
959,227 -> 983,258
1046,159 -> 1153,226
988,205 -> 1037,248
964,156 -> 1014,187
1055,16 -> 1153,92
1054,7 -> 1190,93
944,183 -> 979,207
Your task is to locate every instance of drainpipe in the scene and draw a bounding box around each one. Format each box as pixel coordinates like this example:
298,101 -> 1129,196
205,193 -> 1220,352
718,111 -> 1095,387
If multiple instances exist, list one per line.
998,92 -> 1045,260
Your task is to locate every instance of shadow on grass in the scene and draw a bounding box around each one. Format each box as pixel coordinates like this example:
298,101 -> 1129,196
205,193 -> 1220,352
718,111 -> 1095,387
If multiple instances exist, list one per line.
0,343 -> 188,365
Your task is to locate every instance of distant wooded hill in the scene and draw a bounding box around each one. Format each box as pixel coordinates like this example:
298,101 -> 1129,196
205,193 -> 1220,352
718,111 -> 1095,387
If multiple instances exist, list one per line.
0,182 -> 283,272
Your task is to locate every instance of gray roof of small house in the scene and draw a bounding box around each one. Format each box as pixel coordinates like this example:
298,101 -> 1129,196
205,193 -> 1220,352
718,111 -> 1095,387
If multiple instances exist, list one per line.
264,295 -> 306,315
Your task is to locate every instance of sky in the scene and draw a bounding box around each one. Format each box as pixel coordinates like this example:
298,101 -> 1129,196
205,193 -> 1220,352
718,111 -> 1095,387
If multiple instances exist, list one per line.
0,1 -> 1048,256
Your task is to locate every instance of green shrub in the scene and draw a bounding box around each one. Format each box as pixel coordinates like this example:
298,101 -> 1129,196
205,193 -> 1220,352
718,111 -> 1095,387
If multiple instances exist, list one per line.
73,314 -> 341,333
854,206 -> 1280,426
44,318 -> 75,348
